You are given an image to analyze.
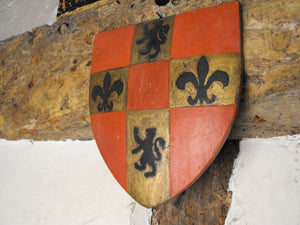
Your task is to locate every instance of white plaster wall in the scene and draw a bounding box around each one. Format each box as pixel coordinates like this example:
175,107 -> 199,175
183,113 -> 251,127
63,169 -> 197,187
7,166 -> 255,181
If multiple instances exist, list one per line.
0,1 -> 153,224
0,0 -> 57,41
1,137 -> 300,225
225,135 -> 300,225
0,140 -> 152,225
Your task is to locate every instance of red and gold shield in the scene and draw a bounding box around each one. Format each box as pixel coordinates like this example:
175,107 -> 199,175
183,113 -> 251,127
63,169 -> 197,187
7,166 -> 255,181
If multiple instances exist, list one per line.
89,1 -> 241,208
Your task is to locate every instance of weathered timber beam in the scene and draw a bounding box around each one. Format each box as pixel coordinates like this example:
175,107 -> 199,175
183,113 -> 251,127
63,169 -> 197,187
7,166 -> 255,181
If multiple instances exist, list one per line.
0,0 -> 299,140
152,140 -> 239,225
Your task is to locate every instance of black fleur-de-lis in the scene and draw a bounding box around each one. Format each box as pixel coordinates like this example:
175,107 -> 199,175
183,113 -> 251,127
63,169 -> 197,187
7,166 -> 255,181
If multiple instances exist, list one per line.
136,20 -> 169,59
92,72 -> 123,112
176,56 -> 229,105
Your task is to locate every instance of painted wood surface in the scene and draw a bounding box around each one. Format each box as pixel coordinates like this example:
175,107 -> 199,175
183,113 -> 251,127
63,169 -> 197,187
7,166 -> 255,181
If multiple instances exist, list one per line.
0,0 -> 298,223
0,0 -> 299,141
89,2 -> 241,207
152,140 -> 239,225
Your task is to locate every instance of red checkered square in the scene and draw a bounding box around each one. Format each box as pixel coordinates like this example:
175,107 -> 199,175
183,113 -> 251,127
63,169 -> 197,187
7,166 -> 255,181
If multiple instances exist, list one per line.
127,61 -> 170,110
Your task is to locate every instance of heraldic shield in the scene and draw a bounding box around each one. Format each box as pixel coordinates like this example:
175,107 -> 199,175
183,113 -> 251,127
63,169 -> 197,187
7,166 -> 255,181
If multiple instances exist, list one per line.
89,1 -> 241,208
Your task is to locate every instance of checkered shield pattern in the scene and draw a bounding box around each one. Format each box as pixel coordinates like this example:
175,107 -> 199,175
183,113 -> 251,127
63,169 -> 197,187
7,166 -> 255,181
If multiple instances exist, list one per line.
89,1 -> 241,207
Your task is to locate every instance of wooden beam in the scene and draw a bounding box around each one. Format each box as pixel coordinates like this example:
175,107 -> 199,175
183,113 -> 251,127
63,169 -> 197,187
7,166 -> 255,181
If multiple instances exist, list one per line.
152,140 -> 239,225
0,0 -> 299,140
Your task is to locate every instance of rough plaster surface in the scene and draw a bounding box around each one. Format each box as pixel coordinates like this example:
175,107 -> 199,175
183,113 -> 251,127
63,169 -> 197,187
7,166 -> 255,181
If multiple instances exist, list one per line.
0,140 -> 151,225
0,0 -> 57,41
225,135 -> 300,225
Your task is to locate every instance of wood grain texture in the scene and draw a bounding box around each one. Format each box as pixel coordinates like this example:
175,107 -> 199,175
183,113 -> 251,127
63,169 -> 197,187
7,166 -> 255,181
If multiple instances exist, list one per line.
152,140 -> 239,225
0,0 -> 299,140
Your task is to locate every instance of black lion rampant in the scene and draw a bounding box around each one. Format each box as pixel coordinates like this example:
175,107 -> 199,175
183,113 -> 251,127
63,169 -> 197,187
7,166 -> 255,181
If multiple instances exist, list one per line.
132,127 -> 166,178
136,20 -> 170,59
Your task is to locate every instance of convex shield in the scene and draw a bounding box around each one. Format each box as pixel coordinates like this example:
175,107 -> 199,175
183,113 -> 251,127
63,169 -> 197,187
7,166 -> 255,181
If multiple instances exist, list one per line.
89,1 -> 242,208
